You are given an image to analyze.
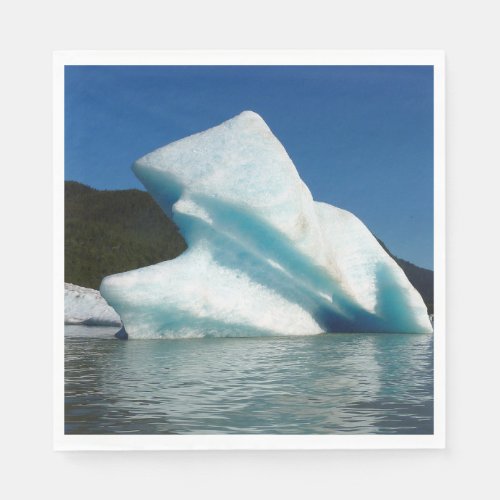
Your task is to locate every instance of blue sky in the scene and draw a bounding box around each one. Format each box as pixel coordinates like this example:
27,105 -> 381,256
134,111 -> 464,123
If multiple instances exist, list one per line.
65,65 -> 433,269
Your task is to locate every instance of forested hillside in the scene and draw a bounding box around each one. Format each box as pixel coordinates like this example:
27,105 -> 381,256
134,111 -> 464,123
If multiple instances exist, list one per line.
65,181 -> 186,290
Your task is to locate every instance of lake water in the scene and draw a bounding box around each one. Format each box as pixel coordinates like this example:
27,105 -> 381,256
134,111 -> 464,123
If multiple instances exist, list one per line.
65,326 -> 433,434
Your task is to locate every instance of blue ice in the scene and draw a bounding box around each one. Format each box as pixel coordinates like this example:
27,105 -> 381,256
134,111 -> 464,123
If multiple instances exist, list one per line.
100,111 -> 433,338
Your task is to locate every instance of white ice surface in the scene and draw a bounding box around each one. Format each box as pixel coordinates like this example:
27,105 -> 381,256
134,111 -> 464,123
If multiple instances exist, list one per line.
65,283 -> 121,327
100,111 -> 432,338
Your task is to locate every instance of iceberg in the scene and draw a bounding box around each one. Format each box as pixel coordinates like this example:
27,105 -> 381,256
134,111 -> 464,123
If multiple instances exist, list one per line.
100,111 -> 432,338
65,282 -> 121,327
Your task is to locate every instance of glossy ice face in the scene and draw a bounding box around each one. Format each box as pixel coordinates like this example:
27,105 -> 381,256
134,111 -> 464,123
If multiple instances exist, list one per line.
100,111 -> 432,338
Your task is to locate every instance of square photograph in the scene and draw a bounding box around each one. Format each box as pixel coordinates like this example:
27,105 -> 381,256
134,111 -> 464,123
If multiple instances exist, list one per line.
56,52 -> 444,447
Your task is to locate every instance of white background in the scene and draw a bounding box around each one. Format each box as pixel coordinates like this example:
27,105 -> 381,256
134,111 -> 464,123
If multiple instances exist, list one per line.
2,0 -> 499,498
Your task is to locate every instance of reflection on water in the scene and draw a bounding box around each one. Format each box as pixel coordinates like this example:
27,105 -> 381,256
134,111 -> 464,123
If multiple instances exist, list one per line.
65,326 -> 433,434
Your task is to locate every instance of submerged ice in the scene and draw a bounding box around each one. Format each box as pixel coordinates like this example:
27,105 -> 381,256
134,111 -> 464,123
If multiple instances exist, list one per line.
100,111 -> 432,338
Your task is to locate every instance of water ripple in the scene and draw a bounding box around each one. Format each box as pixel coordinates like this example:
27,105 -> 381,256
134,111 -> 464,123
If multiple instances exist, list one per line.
65,326 -> 433,434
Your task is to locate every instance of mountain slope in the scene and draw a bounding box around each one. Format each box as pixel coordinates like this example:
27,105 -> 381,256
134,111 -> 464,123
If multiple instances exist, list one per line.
65,181 -> 186,290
